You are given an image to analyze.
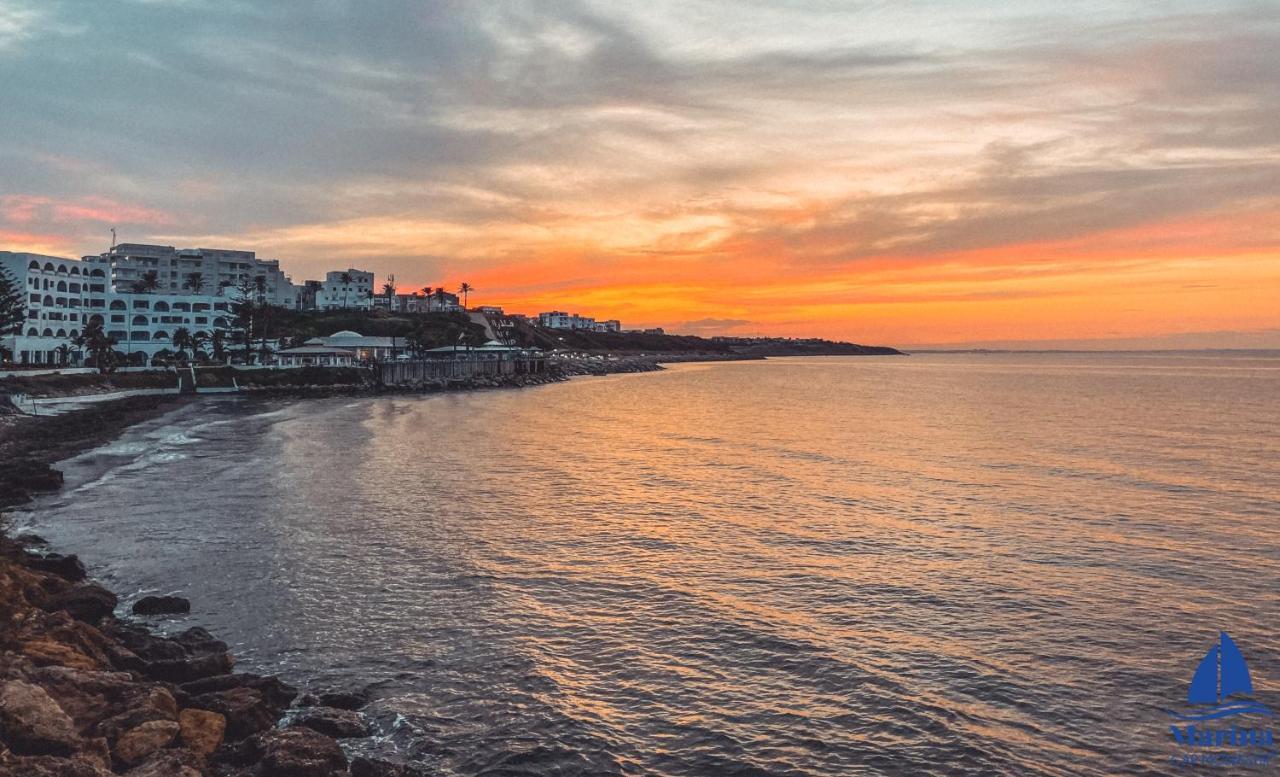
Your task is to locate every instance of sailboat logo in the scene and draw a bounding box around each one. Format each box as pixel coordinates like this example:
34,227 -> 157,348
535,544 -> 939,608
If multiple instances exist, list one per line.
1170,631 -> 1273,721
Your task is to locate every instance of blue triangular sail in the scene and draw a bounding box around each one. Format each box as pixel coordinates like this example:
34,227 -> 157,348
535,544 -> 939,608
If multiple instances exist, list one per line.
1188,644 -> 1219,705
1220,632 -> 1253,700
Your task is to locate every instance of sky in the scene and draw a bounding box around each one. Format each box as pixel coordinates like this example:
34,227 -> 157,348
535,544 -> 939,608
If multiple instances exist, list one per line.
1,0 -> 1277,348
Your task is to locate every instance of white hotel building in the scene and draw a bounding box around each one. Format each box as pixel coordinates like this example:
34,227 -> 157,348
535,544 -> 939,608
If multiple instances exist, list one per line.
1,246 -> 374,366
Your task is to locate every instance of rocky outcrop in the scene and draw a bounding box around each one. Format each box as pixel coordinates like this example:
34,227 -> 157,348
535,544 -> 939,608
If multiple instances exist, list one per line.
0,533 -> 411,776
131,596 -> 190,616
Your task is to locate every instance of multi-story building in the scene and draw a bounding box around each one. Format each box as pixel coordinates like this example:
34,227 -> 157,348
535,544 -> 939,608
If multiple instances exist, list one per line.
537,311 -> 619,331
84,243 -> 303,308
372,291 -> 460,314
1,249 -> 379,366
315,270 -> 374,310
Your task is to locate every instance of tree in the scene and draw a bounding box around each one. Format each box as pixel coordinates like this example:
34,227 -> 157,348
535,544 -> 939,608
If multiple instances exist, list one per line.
458,282 -> 473,309
232,278 -> 258,364
0,264 -> 24,362
172,327 -> 193,362
191,330 -> 209,362
54,344 -> 72,366
340,272 -> 353,309
131,270 -> 160,293
74,320 -> 118,373
183,272 -> 206,294
253,276 -> 273,362
382,275 -> 396,308
432,287 -> 448,311
210,330 -> 227,363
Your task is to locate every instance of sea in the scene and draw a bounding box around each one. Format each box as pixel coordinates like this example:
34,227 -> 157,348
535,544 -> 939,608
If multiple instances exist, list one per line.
15,352 -> 1280,776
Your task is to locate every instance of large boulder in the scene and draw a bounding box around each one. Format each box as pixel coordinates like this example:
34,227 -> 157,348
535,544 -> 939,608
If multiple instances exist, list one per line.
105,624 -> 233,683
112,719 -> 178,765
41,584 -> 118,623
0,754 -> 112,777
131,596 -> 190,616
121,748 -> 203,777
177,707 -> 225,757
247,728 -> 347,777
313,688 -> 368,711
186,687 -> 275,740
22,552 -> 86,582
286,706 -> 369,739
24,666 -> 139,732
180,672 -> 297,712
0,679 -> 81,756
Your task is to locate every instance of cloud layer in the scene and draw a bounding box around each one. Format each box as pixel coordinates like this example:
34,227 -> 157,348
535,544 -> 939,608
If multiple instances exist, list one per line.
1,0 -> 1277,345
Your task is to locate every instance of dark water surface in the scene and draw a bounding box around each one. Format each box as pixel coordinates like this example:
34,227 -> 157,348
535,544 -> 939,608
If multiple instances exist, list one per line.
18,353 -> 1280,776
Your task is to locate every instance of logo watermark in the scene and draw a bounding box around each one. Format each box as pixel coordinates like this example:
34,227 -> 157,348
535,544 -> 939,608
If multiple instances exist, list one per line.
1168,631 -> 1275,768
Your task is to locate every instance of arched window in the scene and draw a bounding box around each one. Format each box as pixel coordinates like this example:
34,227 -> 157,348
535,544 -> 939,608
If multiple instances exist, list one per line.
212,317 -> 229,328
43,295 -> 54,306
56,280 -> 67,292
154,300 -> 170,312
88,314 -> 104,326
70,266 -> 81,275
55,264 -> 68,274
132,315 -> 148,327
69,329 -> 79,338
28,260 -> 40,270
26,327 -> 38,336
110,299 -> 127,310
42,263 -> 55,272
55,329 -> 66,337
42,328 -> 53,337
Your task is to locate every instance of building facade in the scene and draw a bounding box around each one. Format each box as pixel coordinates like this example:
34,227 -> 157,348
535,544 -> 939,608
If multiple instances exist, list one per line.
84,243 -> 303,308
537,311 -> 621,332
315,270 -> 374,310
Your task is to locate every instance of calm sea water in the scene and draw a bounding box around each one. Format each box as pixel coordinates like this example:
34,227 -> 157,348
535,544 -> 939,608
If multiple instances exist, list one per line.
18,353 -> 1280,776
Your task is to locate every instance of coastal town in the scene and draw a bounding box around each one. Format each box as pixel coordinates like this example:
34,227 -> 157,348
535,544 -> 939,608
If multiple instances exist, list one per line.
0,242 -> 642,370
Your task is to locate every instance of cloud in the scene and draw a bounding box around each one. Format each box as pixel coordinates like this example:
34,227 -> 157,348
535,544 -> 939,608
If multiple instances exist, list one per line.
0,0 -> 1276,345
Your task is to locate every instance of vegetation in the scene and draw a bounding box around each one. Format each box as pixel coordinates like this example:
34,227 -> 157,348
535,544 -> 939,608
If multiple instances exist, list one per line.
0,265 -> 24,362
130,269 -> 160,293
183,271 -> 206,293
73,319 -> 120,373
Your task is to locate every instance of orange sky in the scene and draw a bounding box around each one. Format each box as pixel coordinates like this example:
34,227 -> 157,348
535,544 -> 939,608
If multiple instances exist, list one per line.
1,1 -> 1277,347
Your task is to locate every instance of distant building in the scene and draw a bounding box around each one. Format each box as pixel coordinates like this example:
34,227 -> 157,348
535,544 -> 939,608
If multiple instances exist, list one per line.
539,311 -> 597,330
315,269 -> 374,310
275,345 -> 356,367
477,305 -> 504,315
592,319 -> 621,333
373,291 -> 460,314
304,330 -> 402,361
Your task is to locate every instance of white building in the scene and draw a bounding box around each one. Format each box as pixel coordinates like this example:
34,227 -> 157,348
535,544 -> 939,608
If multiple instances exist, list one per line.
372,291 -> 460,314
315,269 -> 374,310
1,250 -> 378,366
84,243 -> 303,308
304,330 -> 402,361
537,311 -> 619,331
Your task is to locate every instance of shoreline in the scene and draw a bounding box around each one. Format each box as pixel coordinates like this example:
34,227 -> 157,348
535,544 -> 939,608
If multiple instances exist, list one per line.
0,352 -> 744,775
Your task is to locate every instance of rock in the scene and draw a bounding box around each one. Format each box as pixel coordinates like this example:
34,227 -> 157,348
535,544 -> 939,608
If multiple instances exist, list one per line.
0,754 -> 112,776
122,748 -> 203,777
248,728 -> 347,777
180,672 -> 297,712
0,679 -> 81,756
24,666 -> 137,731
112,719 -> 178,765
187,687 -> 275,740
18,639 -> 104,671
349,755 -> 432,777
286,706 -> 369,739
22,552 -> 87,582
105,624 -> 233,683
131,595 -> 190,616
177,707 -> 225,756
13,533 -> 48,546
314,689 -> 368,710
42,584 -> 118,623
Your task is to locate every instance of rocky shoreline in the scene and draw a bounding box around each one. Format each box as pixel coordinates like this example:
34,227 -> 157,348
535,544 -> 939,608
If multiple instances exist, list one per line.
0,529 -> 421,776
0,352 -> 738,775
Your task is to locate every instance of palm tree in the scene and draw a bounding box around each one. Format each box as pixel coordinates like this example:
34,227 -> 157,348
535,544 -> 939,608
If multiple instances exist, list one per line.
191,330 -> 209,362
183,272 -> 206,294
132,270 -> 160,293
433,287 -> 448,311
74,320 -> 118,374
458,282 -> 473,309
382,275 -> 396,310
340,272 -> 353,308
54,344 -> 72,366
172,327 -> 193,361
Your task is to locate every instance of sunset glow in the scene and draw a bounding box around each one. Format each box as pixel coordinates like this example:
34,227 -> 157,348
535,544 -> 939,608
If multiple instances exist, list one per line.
1,1 -> 1277,347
